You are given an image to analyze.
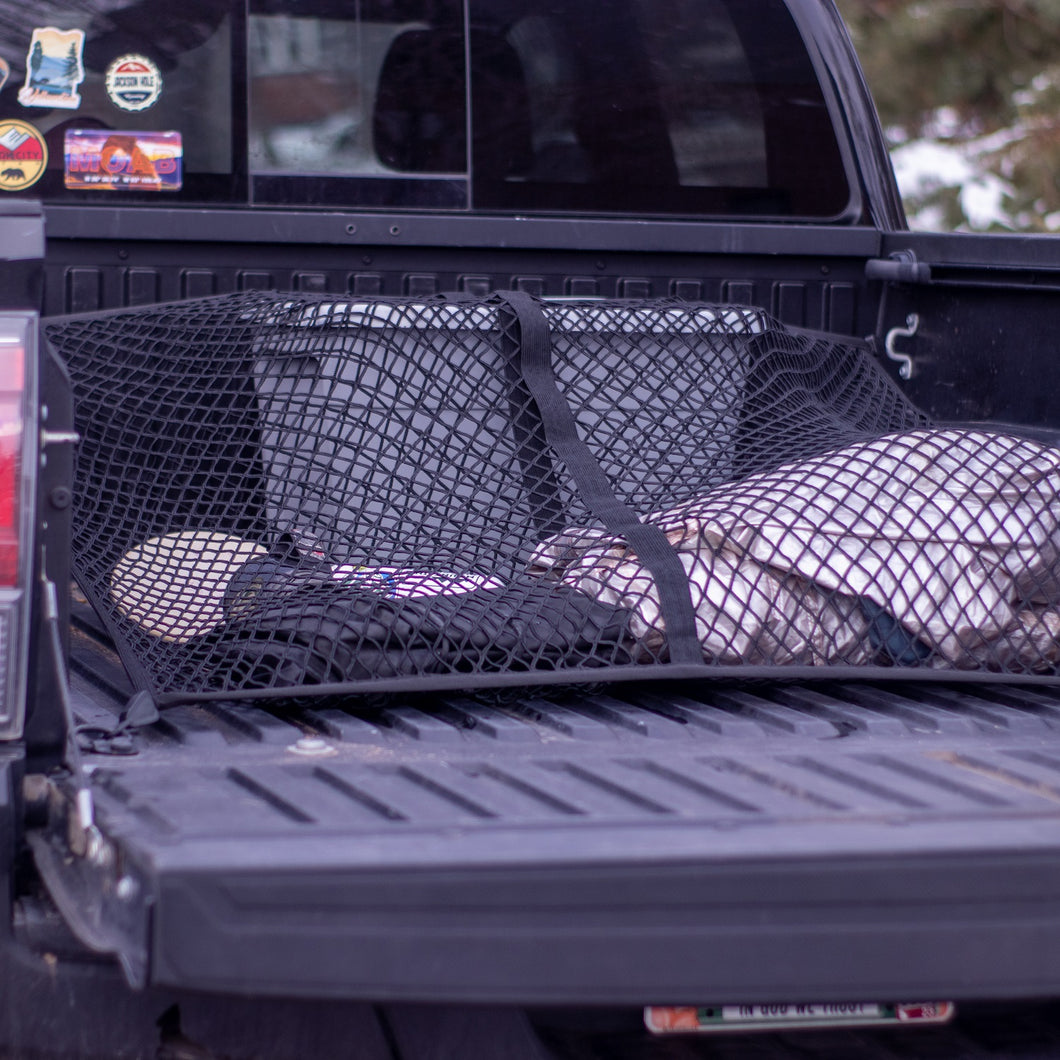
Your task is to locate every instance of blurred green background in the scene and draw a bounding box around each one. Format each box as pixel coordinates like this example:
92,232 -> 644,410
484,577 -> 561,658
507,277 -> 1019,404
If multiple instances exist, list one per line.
834,0 -> 1060,231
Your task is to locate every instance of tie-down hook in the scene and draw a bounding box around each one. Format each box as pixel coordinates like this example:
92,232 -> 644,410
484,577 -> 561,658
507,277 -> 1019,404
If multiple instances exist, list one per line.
884,313 -> 919,380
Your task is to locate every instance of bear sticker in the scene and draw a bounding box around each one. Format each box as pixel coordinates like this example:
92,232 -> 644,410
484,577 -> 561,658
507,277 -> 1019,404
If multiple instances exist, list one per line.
0,121 -> 47,190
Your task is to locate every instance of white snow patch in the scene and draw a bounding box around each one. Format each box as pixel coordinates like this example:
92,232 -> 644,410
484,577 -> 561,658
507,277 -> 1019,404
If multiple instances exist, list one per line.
890,133 -> 1016,231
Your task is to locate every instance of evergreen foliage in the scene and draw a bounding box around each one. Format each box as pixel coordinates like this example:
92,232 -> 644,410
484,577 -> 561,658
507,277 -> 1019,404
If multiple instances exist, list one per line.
835,0 -> 1060,230
63,41 -> 80,81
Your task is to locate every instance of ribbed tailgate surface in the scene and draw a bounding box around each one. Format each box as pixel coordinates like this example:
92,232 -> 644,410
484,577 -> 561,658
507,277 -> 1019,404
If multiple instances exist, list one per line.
67,622 -> 1060,1002
79,682 -> 1060,849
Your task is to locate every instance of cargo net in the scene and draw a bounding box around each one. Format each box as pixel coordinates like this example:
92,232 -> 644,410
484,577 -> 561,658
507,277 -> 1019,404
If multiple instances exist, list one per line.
42,291 -> 1060,704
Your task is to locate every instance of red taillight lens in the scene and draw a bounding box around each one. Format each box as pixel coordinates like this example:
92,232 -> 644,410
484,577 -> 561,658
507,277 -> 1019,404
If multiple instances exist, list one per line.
0,344 -> 24,586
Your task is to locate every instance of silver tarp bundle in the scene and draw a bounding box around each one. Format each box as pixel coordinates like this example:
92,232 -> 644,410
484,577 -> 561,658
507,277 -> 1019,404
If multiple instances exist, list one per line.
529,429 -> 1060,671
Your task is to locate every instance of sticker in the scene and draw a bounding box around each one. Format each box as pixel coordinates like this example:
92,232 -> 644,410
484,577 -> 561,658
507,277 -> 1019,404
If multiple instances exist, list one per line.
105,55 -> 162,112
644,1002 -> 956,1035
64,130 -> 182,191
18,28 -> 85,110
0,120 -> 47,191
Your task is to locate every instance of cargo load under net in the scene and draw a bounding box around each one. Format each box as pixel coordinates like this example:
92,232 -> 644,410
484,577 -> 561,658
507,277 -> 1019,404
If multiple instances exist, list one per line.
42,292 -> 1060,704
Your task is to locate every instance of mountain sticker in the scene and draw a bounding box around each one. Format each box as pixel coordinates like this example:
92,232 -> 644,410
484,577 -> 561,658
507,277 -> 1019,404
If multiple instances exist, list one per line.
18,27 -> 86,110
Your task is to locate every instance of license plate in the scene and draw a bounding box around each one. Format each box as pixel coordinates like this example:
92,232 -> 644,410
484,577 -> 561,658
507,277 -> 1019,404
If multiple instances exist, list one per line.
644,1001 -> 955,1034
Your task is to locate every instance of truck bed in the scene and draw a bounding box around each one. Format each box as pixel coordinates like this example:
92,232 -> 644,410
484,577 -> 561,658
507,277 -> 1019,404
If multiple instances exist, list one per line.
33,234 -> 1060,1009
48,592 -> 1060,1005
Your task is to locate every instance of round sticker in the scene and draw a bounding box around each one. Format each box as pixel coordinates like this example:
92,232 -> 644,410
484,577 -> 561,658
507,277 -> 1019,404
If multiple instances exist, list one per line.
105,54 -> 162,112
0,120 -> 47,192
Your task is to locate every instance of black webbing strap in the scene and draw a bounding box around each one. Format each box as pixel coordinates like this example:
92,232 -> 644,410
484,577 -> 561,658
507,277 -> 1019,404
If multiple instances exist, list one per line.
497,291 -> 703,665
498,318 -> 570,539
434,290 -> 567,537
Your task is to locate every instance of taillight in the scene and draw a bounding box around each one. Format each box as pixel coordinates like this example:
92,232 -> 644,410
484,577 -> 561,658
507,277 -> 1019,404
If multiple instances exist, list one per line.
0,312 -> 36,740
0,337 -> 24,586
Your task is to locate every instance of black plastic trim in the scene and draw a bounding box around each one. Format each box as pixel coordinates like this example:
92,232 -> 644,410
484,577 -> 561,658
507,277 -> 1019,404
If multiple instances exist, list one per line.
43,206 -> 882,256
148,843 -> 1060,1003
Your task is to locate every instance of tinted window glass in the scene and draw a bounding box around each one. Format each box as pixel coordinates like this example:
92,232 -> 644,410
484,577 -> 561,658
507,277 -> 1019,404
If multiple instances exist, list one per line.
0,0 -> 850,218
468,0 -> 849,217
0,0 -> 243,203
249,0 -> 468,209
247,0 -> 849,218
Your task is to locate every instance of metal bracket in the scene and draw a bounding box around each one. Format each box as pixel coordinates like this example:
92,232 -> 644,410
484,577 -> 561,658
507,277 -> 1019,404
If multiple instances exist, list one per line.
884,313 -> 919,380
40,429 -> 80,447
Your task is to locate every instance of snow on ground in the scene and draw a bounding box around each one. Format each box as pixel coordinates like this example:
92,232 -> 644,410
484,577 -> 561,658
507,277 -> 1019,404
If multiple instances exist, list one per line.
890,135 -> 1015,231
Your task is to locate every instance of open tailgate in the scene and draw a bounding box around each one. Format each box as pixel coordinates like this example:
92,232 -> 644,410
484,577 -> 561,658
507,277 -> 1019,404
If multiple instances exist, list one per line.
27,606 -> 1060,1005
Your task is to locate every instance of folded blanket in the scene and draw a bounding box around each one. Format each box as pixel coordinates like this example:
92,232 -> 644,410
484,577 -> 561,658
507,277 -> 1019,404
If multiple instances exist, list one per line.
529,429 -> 1060,670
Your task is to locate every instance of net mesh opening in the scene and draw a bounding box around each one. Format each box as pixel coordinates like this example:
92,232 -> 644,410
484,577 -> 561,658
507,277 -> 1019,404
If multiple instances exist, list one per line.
41,291 -> 1060,704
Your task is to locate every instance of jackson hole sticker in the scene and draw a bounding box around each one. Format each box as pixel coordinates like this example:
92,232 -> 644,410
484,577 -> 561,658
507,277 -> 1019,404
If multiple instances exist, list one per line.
0,120 -> 47,191
64,130 -> 182,191
18,28 -> 85,109
105,55 -> 162,112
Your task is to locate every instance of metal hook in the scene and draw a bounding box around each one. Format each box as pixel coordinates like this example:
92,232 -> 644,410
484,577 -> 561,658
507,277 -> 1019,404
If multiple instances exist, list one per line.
884,313 -> 919,380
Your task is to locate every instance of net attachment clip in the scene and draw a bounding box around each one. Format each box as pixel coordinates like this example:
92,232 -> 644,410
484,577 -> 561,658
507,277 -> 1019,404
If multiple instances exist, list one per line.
867,250 -> 928,381
884,313 -> 919,380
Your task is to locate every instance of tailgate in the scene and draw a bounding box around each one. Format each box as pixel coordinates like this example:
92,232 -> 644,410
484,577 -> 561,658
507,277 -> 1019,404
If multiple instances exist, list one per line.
29,602 -> 1060,1005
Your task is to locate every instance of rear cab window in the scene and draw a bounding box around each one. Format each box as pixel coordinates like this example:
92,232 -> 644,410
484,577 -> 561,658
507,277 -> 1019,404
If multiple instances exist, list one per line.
0,0 -> 855,222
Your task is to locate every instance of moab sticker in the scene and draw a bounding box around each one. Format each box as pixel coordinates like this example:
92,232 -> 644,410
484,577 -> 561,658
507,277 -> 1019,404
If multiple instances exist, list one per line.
18,27 -> 85,110
64,130 -> 182,191
105,55 -> 163,112
0,120 -> 47,191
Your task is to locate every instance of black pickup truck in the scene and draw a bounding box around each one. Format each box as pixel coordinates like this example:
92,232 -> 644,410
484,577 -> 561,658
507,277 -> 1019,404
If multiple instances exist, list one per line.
5,0 -> 1060,1057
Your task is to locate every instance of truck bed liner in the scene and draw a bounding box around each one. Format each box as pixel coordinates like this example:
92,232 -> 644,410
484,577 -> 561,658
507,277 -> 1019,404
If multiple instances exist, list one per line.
43,597 -> 1060,1004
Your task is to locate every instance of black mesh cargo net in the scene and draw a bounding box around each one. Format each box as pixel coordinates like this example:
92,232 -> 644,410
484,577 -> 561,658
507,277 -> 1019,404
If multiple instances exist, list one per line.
41,291 -> 1060,704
